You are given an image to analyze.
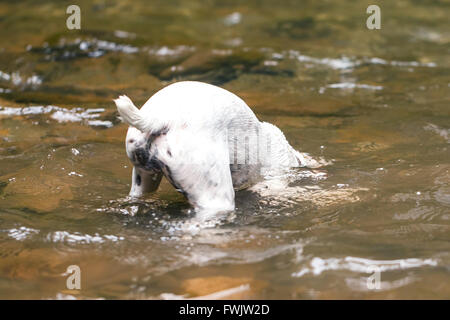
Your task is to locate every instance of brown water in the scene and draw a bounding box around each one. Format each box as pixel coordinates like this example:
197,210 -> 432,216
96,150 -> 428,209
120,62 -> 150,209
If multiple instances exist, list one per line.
0,0 -> 449,299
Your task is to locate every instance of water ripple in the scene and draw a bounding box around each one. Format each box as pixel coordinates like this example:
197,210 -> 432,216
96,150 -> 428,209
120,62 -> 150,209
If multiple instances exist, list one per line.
0,105 -> 113,128
292,256 -> 438,278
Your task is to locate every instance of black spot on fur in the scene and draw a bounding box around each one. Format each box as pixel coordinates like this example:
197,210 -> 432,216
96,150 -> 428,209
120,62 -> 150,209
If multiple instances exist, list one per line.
150,126 -> 169,138
146,151 -> 164,171
207,180 -> 218,188
135,148 -> 149,167
167,149 -> 172,157
136,174 -> 141,186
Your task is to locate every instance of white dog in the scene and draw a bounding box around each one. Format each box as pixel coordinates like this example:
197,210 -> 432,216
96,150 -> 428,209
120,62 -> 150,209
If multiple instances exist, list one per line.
114,81 -> 318,217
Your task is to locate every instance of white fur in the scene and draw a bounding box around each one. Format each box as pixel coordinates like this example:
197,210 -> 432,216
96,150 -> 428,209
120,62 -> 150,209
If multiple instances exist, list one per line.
114,81 -> 322,216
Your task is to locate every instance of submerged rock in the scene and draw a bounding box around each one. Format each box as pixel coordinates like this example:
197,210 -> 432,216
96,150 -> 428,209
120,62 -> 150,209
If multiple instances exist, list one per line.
157,49 -> 265,85
269,17 -> 331,39
181,276 -> 266,299
0,169 -> 73,212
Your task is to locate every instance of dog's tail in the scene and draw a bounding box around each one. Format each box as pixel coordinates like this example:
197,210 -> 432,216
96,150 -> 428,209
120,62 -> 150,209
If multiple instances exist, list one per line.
113,95 -> 153,133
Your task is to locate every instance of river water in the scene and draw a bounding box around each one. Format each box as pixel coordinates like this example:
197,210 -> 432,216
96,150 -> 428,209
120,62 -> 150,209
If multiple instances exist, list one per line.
0,0 -> 449,299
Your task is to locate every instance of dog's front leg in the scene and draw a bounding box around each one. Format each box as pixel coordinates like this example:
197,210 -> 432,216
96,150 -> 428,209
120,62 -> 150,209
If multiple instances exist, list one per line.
129,166 -> 163,198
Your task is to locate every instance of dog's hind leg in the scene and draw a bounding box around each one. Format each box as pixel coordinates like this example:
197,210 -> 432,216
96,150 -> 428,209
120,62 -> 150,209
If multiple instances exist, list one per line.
129,166 -> 163,198
156,131 -> 235,218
